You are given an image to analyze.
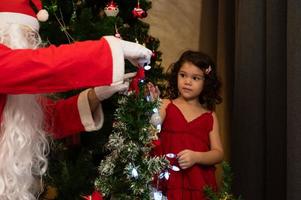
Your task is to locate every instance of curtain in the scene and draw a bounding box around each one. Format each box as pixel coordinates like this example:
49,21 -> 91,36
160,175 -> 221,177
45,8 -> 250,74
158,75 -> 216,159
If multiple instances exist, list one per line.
286,0 -> 301,199
232,0 -> 286,199
201,0 -> 301,199
232,0 -> 301,199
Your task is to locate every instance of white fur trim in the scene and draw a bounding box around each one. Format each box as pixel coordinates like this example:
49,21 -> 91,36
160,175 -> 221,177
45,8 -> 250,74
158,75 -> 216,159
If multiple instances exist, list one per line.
103,36 -> 125,86
0,12 -> 39,30
37,9 -> 49,22
77,89 -> 104,131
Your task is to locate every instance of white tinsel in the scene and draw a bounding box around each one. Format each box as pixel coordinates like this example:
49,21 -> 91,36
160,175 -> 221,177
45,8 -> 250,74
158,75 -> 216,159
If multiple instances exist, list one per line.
150,187 -> 168,200
106,132 -> 125,151
99,157 -> 116,176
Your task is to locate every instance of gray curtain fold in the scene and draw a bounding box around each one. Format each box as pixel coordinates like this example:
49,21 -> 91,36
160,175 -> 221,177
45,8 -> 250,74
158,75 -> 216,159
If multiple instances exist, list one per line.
232,1 -> 267,199
265,0 -> 287,199
199,0 -> 301,198
231,0 -> 290,199
231,0 -> 301,199
287,0 -> 301,199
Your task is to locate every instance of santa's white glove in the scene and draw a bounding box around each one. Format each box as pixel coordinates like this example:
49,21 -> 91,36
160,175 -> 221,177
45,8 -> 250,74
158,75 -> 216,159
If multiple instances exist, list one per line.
94,72 -> 136,101
120,40 -> 152,67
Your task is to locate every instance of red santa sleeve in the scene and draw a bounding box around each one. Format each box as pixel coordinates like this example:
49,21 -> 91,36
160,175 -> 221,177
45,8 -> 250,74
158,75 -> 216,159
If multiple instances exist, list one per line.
0,36 -> 124,94
43,89 -> 104,139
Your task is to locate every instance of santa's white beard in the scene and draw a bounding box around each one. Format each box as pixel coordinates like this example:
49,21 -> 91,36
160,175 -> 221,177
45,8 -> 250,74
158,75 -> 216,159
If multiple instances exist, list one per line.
0,95 -> 49,200
0,23 -> 41,49
0,24 -> 48,199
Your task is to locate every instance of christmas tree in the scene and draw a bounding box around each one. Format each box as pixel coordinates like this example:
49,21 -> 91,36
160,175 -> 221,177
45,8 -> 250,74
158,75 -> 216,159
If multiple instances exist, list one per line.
39,0 -> 166,199
95,75 -> 168,199
204,162 -> 243,200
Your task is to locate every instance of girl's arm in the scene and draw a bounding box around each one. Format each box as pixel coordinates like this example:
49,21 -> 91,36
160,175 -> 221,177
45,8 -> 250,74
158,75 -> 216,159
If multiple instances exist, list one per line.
158,98 -> 170,122
177,112 -> 224,169
146,82 -> 169,123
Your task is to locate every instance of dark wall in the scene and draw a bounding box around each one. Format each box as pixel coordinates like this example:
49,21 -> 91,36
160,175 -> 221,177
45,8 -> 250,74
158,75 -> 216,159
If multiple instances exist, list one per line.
232,0 -> 301,199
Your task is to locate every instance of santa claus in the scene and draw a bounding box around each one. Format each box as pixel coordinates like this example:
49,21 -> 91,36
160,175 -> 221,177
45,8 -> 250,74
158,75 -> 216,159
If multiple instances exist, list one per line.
0,0 -> 152,199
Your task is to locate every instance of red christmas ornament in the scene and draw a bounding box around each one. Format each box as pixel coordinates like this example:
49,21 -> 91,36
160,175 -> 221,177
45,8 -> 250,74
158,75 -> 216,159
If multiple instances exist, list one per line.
128,67 -> 145,94
104,0 -> 119,17
151,51 -> 157,60
81,191 -> 103,200
150,139 -> 162,156
132,1 -> 147,18
152,139 -> 161,147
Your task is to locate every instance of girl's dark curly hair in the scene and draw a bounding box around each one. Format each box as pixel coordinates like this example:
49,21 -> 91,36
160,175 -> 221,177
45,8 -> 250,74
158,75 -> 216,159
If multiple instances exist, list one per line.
166,50 -> 222,111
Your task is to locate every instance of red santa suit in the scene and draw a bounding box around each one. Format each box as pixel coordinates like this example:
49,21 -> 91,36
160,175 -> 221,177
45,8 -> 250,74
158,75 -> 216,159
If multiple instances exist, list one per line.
0,1 -> 151,199
41,89 -> 104,138
0,36 -> 124,135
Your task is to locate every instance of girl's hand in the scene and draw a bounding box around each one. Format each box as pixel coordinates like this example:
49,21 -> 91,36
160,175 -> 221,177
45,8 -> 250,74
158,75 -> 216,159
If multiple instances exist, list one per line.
177,149 -> 199,170
147,82 -> 160,101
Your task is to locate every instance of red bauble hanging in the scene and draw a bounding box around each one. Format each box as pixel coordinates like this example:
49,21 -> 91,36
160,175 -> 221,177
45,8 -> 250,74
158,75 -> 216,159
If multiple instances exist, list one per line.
104,0 -> 119,17
81,191 -> 103,200
132,1 -> 147,18
128,67 -> 145,95
151,50 -> 158,60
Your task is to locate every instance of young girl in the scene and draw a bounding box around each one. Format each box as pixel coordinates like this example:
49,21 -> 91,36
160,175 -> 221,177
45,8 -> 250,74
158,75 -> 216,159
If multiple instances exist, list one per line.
149,50 -> 224,200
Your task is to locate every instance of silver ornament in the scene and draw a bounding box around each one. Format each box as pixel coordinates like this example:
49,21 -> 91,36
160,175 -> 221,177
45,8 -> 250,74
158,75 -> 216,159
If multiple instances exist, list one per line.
131,167 -> 139,179
150,112 -> 162,126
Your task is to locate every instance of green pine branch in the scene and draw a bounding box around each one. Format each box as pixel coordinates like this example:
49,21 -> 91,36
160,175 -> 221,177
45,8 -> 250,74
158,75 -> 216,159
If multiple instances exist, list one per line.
40,1 -> 167,199
204,162 -> 243,200
95,85 -> 168,199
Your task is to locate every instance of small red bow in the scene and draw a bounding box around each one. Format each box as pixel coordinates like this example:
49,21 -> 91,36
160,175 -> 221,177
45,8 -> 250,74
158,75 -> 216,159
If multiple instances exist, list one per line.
129,67 -> 145,94
81,191 -> 103,200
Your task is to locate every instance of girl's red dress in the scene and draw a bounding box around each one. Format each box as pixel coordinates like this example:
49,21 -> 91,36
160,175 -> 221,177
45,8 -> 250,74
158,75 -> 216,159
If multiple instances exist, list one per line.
156,101 -> 217,200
